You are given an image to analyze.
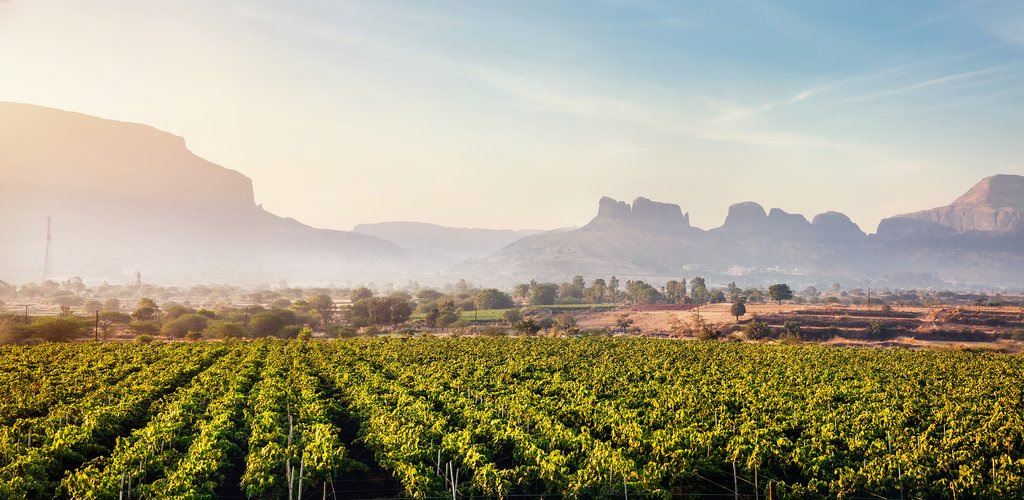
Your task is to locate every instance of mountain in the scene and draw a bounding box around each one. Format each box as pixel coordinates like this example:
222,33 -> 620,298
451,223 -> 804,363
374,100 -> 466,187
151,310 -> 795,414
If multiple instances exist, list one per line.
878,175 -> 1024,236
478,178 -> 1024,288
352,222 -> 545,261
0,102 -> 408,284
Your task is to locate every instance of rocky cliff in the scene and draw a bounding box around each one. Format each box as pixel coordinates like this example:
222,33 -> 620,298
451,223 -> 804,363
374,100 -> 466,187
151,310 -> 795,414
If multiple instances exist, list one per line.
0,102 -> 407,284
879,175 -> 1024,235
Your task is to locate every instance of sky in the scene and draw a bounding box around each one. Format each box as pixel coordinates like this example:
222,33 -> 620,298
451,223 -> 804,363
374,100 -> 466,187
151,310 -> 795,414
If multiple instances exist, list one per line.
1,0 -> 1023,233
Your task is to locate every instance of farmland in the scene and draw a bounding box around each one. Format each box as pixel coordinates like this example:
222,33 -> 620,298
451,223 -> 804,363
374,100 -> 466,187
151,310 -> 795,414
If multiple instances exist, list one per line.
2,338 -> 1023,499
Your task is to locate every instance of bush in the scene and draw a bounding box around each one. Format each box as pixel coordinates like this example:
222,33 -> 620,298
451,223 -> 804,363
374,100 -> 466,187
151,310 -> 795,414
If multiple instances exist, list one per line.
1011,328 -> 1024,341
183,331 -> 203,342
161,314 -> 209,338
29,316 -> 88,342
328,324 -> 359,338
279,325 -> 303,339
691,314 -> 718,340
478,326 -> 507,337
135,334 -> 155,344
297,327 -> 313,341
743,321 -> 771,340
129,320 -> 161,336
204,321 -> 245,339
783,321 -> 802,340
865,320 -> 890,339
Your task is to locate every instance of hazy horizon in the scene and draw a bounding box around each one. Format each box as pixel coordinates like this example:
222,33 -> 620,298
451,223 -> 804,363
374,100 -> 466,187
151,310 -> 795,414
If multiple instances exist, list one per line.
2,1 -> 1023,234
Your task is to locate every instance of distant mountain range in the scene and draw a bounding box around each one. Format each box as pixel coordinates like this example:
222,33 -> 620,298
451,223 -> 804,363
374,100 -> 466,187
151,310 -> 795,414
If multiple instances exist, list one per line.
472,175 -> 1024,288
353,222 -> 546,261
1,102 -> 1022,288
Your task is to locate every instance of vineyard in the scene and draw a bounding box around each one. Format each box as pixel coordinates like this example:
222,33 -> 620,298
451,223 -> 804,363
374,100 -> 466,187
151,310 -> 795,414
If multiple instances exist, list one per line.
1,339 -> 1022,499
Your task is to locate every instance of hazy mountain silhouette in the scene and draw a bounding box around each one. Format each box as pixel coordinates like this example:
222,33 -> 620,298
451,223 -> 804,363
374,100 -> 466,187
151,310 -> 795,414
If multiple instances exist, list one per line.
352,222 -> 545,261
478,176 -> 1024,288
0,102 -> 407,284
3,102 -> 1022,288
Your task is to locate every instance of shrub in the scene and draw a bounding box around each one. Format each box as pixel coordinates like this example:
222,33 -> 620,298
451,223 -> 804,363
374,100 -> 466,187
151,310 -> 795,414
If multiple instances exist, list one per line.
1011,328 -> 1024,341
135,334 -> 155,344
783,321 -> 802,340
183,331 -> 203,342
204,321 -> 245,339
161,314 -> 209,338
743,321 -> 771,341
30,316 -> 88,342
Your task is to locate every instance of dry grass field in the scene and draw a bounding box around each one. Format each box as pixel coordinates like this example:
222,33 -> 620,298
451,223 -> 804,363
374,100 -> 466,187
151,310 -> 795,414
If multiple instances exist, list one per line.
578,303 -> 1024,352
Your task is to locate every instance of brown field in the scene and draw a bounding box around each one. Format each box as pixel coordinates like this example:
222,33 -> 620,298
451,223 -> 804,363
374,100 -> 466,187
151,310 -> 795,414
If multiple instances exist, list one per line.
578,303 -> 1024,351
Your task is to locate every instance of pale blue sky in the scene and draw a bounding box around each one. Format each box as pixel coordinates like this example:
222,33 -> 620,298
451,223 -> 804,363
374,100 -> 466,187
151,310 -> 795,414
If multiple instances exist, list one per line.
1,1 -> 1022,232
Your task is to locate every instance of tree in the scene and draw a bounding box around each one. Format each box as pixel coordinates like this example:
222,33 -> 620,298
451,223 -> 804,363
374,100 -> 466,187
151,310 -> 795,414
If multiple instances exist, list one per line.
204,321 -> 245,339
768,284 -> 794,305
350,287 -> 374,302
424,308 -> 441,328
626,280 -> 660,304
367,296 -> 413,326
726,282 -> 743,303
512,284 -> 530,301
249,312 -> 287,338
690,277 -> 710,304
82,300 -> 103,315
557,280 -> 584,301
503,308 -> 523,326
132,298 -> 161,321
607,276 -> 619,303
553,313 -> 579,336
29,317 -> 87,342
587,279 -> 606,304
664,280 -> 687,304
102,298 -> 121,312
474,289 -> 514,310
161,314 -> 210,339
417,289 -> 444,302
307,294 -> 336,329
730,299 -> 747,322
528,284 -> 558,306
614,314 -> 633,334
128,320 -> 161,337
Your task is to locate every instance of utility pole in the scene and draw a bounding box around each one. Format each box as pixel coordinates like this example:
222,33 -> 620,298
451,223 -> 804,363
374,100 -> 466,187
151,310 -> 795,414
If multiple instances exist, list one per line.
42,216 -> 53,282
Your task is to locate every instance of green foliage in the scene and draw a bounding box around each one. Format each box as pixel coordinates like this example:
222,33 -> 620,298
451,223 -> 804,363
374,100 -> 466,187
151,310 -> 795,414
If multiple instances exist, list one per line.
474,289 -> 514,310
626,280 -> 661,304
2,340 -> 1024,498
783,320 -> 802,339
349,287 -> 374,302
742,320 -> 771,340
249,312 -> 287,338
692,314 -> 718,340
528,283 -> 558,306
730,299 -> 747,321
865,319 -> 890,339
204,320 -> 245,339
132,297 -> 161,321
768,283 -> 794,304
128,319 -> 161,336
160,313 -> 210,338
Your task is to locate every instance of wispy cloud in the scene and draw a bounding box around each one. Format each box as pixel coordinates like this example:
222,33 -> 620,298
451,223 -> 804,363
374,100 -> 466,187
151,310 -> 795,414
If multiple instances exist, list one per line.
846,63 -> 1018,102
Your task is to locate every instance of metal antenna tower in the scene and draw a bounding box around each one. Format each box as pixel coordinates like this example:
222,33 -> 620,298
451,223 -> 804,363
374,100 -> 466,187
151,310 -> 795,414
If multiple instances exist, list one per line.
43,216 -> 53,282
